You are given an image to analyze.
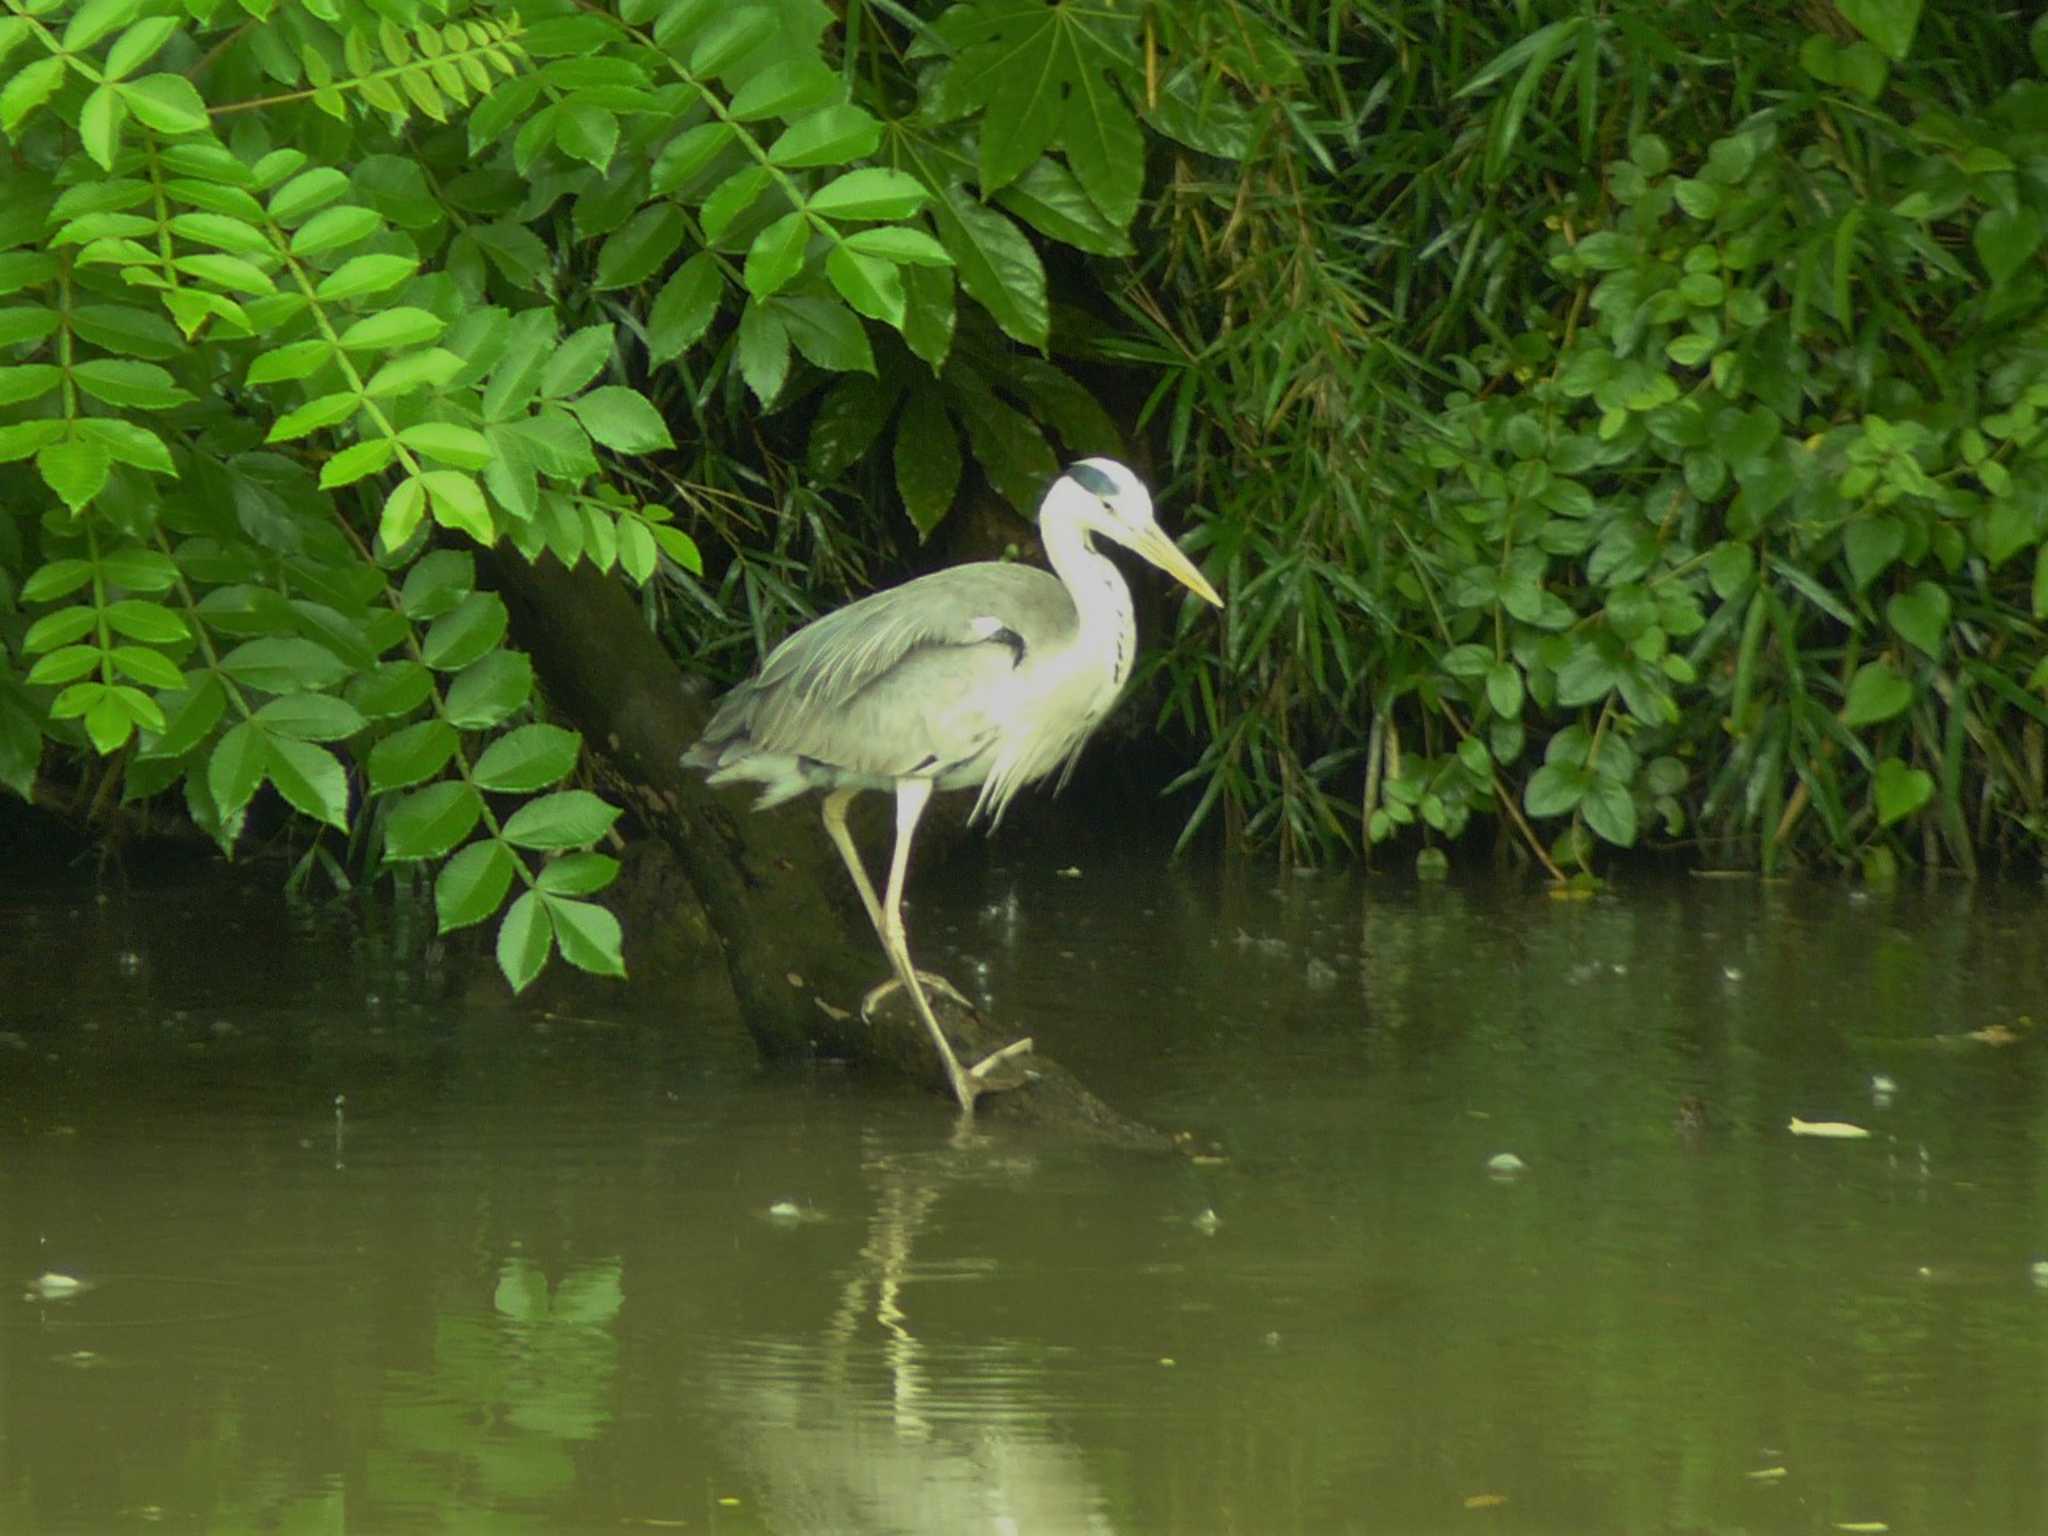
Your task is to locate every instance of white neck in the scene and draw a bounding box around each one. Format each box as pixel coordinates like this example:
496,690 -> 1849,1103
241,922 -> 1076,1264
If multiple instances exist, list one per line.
1040,483 -> 1137,689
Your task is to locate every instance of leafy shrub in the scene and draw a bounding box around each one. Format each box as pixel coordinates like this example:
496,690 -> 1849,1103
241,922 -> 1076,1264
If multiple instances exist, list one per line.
0,0 -> 1174,985
1143,0 -> 2048,876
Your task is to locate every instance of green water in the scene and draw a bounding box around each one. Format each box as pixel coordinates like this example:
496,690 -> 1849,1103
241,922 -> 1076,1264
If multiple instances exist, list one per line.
2,858 -> 2044,1534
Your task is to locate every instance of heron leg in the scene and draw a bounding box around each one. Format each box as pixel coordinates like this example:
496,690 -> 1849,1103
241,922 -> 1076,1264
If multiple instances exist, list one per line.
876,778 -> 981,1112
820,789 -> 886,937
825,792 -> 975,1014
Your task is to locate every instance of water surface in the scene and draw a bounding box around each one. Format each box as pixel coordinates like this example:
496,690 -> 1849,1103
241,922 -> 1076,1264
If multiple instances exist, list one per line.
2,855 -> 2044,1533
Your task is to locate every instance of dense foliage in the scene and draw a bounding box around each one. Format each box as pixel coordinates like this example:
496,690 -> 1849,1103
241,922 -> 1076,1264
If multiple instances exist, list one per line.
0,0 -> 1184,988
2,0 -> 2046,992
1136,0 -> 2048,877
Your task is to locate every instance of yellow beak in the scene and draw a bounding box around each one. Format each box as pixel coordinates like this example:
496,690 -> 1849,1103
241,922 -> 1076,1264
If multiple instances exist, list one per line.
1134,524 -> 1223,608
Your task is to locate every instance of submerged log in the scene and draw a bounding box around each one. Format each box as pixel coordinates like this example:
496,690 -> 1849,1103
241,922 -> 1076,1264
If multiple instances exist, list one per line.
490,552 -> 1170,1147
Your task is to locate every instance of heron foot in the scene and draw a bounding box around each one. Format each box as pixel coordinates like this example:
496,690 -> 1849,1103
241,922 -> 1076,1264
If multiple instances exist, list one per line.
965,1036 -> 1035,1095
861,970 -> 975,1020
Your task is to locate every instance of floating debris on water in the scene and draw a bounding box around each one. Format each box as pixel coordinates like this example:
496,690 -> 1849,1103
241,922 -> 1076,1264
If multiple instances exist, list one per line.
1788,1118 -> 1871,1139
1486,1153 -> 1526,1178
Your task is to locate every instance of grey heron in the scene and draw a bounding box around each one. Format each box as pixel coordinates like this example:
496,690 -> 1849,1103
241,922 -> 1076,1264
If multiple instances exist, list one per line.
684,459 -> 1223,1113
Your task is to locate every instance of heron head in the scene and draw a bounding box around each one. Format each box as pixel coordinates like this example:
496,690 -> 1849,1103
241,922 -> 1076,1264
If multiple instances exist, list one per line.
1055,459 -> 1222,608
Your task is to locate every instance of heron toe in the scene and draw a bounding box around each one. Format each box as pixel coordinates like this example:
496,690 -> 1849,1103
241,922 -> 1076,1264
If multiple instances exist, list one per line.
861,970 -> 976,1020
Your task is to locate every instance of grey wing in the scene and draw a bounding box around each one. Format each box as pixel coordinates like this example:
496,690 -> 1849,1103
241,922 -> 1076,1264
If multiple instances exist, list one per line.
691,563 -> 1075,786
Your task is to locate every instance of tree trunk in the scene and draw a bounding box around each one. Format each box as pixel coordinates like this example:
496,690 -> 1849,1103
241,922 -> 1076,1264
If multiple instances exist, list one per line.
491,552 -> 1172,1148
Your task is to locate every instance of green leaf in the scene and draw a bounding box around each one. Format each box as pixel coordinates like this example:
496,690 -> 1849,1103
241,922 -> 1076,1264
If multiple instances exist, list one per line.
437,839 -> 517,932
116,73 -> 207,133
533,850 -> 618,896
320,438 -> 398,489
649,121 -> 735,197
496,889 -> 553,991
100,545 -> 178,591
421,591 -> 510,671
80,85 -> 125,171
39,435 -> 111,512
27,645 -> 100,687
595,203 -> 689,291
139,675 -> 225,762
556,102 -> 620,171
21,559 -> 95,604
208,720 -> 266,820
500,788 -> 620,850
107,645 -> 183,690
1486,663 -> 1523,719
1885,580 -> 1949,658
1841,660 -> 1913,726
541,325 -> 614,400
0,365 -> 62,409
22,606 -> 98,654
444,650 -> 533,729
1837,0 -> 1922,61
367,719 -> 459,792
776,295 -> 873,376
932,188 -> 1046,348
744,211 -> 811,299
76,418 -> 170,474
265,736 -> 350,830
397,422 -> 492,471
352,659 -> 434,719
102,598 -> 186,643
255,693 -> 367,743
1974,206 -> 2044,287
384,781 -> 483,860
423,471 -> 492,543
894,388 -> 960,536
826,244 -> 904,328
219,637 -> 351,694
248,340 -> 333,385
1842,515 -> 1905,589
0,57 -> 64,137
842,227 -> 951,267
1706,542 -> 1755,599
66,0 -> 144,56
1873,756 -> 1932,826
808,372 -> 899,478
315,254 -> 420,305
270,392 -> 364,442
690,6 -> 775,74
170,212 -> 271,258
809,169 -> 930,222
363,348 -> 465,400
380,476 -> 427,550
700,165 -> 773,243
568,386 -> 674,452
1581,775 -> 1637,847
268,168 -> 352,225
472,723 -> 581,792
1524,762 -> 1589,817
735,298 -> 790,407
545,894 -> 625,977
647,252 -> 723,363
936,0 -> 1142,224
72,359 -> 191,410
768,105 -> 881,169
400,553 -> 476,621
337,308 -> 447,351
729,57 -> 840,122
